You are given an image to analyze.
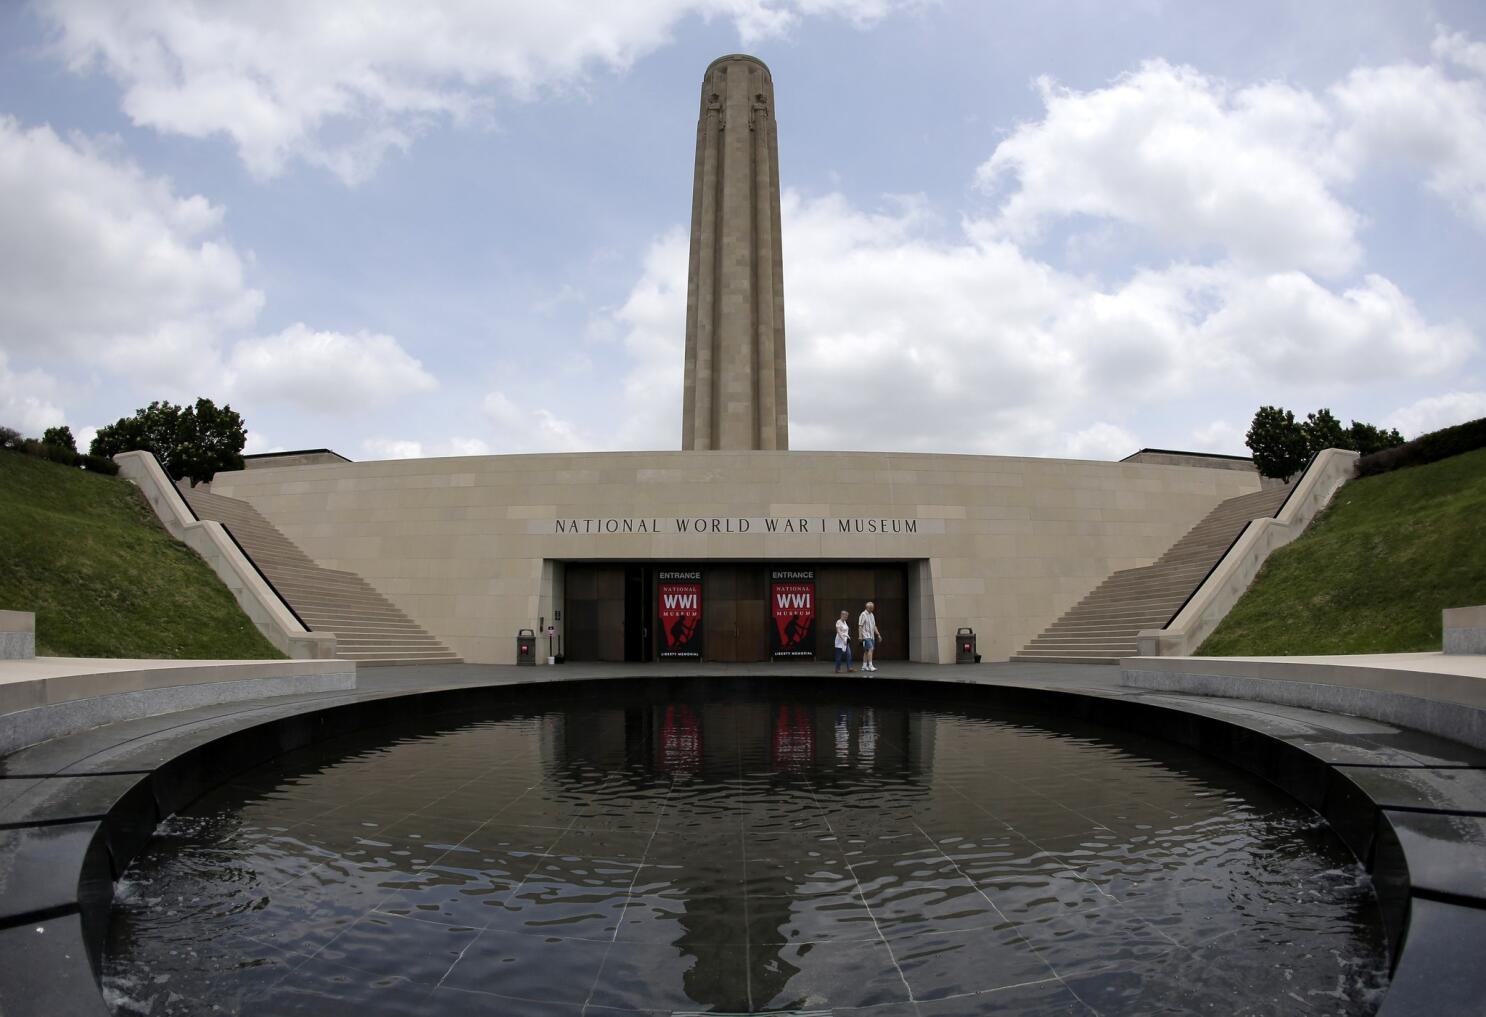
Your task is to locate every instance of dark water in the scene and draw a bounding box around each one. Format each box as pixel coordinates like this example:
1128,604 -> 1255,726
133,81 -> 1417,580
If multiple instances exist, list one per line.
103,684 -> 1388,1016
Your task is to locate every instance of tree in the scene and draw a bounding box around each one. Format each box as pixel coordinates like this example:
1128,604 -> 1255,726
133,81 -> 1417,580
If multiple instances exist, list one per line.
90,398 -> 247,482
41,425 -> 76,453
1346,420 -> 1405,456
174,398 -> 247,484
1247,404 -> 1406,478
1245,406 -> 1309,479
1301,408 -> 1347,456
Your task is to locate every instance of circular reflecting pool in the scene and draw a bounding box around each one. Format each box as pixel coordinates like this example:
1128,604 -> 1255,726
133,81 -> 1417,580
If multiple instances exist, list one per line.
103,681 -> 1388,1015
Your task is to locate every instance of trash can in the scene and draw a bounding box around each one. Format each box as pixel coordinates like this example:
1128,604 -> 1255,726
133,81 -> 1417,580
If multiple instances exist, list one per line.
955,627 -> 977,664
516,628 -> 537,666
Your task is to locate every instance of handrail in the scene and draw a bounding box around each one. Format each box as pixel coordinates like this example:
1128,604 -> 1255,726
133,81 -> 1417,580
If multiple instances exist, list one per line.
1156,458 -> 1309,632
114,450 -> 334,658
1158,519 -> 1257,629
1267,452 -> 1316,521
1135,448 -> 1359,657
176,483 -> 202,522
219,523 -> 313,632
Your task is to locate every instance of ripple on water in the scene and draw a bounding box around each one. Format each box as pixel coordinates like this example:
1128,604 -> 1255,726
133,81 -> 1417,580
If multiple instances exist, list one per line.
103,689 -> 1390,1016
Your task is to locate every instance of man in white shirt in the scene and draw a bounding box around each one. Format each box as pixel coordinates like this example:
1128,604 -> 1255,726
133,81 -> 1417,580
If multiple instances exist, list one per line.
834,610 -> 855,673
858,601 -> 882,672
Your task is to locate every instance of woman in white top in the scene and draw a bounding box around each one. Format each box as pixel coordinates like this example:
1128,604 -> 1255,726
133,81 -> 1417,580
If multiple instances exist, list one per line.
834,611 -> 855,673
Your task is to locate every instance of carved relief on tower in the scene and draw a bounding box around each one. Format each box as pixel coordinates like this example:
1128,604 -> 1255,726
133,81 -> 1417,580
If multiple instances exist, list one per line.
750,93 -> 770,130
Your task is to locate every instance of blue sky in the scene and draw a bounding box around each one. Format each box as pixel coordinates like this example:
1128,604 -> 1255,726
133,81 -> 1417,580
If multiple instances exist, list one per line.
3,1 -> 1485,462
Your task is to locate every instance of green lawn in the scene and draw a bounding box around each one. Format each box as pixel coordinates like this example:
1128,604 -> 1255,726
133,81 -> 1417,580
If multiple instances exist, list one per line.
0,450 -> 283,659
1198,446 -> 1486,656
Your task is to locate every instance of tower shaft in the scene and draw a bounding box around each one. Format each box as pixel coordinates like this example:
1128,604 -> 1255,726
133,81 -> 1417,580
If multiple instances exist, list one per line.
682,54 -> 789,451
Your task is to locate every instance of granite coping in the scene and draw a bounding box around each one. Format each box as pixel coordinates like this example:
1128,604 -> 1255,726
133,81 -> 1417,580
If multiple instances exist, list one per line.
0,661 -> 1481,1016
0,657 -> 358,760
1121,652 -> 1486,752
0,656 -> 354,709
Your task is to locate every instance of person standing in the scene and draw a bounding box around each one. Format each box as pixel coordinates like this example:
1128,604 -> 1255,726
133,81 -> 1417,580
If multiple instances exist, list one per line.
834,610 -> 855,673
858,601 -> 882,672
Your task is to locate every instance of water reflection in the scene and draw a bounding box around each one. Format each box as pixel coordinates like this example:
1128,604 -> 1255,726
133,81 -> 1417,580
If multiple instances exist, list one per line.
103,684 -> 1389,1016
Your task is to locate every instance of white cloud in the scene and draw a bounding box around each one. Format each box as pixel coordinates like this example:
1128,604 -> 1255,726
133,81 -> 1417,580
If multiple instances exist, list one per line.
359,435 -> 497,460
978,61 -> 1360,276
1385,390 -> 1486,437
0,118 -> 440,422
481,390 -> 587,452
1062,422 -> 1140,461
1332,49 -> 1486,228
1434,28 -> 1486,78
225,324 -> 437,414
0,352 -> 67,435
443,436 -> 493,457
361,438 -> 426,461
0,116 -> 260,389
604,227 -> 690,449
607,190 -> 1476,454
1189,419 -> 1246,455
242,431 -> 284,455
41,0 -> 915,183
1191,269 -> 1474,384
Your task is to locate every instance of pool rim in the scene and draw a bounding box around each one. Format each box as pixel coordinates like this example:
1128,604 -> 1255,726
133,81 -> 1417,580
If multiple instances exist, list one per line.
1,670 -> 1478,1016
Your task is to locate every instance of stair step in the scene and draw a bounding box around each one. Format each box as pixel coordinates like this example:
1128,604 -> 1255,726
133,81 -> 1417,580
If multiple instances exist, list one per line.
1009,653 -> 1120,664
184,488 -> 458,661
1015,481 -> 1292,660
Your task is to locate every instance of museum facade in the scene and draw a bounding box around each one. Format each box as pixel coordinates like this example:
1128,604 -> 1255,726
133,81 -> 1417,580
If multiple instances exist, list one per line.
202,55 -> 1265,666
209,448 -> 1261,664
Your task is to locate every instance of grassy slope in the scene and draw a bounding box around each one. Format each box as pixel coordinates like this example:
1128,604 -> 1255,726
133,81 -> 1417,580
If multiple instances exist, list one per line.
0,450 -> 283,659
1198,447 -> 1486,656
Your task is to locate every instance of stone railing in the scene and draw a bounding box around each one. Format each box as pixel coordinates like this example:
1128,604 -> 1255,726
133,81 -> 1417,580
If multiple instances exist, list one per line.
114,451 -> 336,660
0,610 -> 34,660
1445,605 -> 1486,655
1136,448 -> 1360,657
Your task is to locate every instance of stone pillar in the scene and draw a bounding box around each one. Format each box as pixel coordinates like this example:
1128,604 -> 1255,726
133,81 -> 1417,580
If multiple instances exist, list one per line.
682,54 -> 789,451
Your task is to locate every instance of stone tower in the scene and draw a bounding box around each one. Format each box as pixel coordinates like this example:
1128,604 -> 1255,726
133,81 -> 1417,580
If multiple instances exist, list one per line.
682,54 -> 789,451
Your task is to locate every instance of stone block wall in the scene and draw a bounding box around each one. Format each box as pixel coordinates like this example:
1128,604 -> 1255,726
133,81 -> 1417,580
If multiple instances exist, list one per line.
211,449 -> 1261,664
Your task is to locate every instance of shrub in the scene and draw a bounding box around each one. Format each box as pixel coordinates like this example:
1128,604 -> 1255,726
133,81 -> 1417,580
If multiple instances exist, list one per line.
0,430 -> 117,474
18,438 -> 81,467
1356,415 -> 1486,477
79,453 -> 120,476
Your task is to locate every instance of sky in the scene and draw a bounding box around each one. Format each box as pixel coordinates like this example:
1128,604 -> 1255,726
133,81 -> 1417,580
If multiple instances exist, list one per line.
3,0 -> 1486,463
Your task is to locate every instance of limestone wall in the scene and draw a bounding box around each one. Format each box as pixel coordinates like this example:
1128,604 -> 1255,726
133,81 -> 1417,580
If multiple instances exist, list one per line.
210,450 -> 1261,664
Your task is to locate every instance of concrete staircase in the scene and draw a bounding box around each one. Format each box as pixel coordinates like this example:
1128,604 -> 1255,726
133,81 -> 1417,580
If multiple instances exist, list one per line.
1010,485 -> 1292,664
180,487 -> 461,666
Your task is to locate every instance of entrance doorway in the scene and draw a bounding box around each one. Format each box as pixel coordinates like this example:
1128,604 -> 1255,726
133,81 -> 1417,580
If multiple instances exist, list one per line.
623,566 -> 651,662
563,563 -> 908,663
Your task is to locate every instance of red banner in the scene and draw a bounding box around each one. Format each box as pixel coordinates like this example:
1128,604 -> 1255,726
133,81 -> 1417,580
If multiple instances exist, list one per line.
772,705 -> 815,769
657,570 -> 702,658
770,569 -> 816,658
660,704 -> 701,772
